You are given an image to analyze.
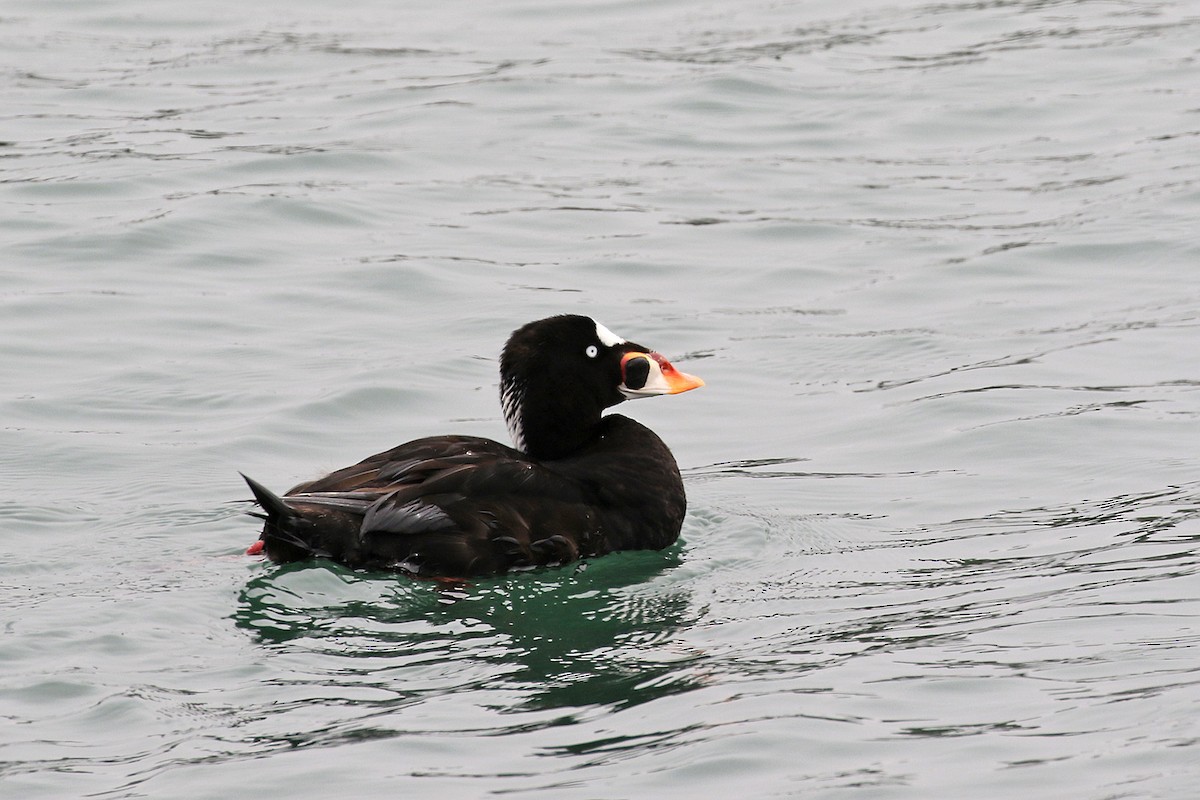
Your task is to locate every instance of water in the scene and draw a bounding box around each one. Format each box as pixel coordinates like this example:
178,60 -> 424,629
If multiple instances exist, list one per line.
3,0 -> 1199,796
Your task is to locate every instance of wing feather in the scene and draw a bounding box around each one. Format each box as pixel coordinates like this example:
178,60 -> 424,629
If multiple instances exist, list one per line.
362,496 -> 457,535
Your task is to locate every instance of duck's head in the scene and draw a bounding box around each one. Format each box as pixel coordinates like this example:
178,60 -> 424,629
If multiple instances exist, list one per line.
499,315 -> 704,458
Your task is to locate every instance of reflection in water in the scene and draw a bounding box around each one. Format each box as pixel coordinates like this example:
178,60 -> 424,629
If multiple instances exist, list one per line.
233,544 -> 702,738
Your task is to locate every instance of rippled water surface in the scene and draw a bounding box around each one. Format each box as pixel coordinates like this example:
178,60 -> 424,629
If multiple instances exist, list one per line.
3,0 -> 1199,797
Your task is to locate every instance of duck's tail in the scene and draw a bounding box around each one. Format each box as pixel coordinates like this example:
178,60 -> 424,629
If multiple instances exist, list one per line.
241,473 -> 331,562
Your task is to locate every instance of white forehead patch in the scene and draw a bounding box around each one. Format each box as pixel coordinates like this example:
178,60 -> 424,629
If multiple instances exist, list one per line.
594,321 -> 626,347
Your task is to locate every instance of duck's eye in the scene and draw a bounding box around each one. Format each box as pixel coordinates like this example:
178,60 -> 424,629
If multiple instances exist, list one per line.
585,345 -> 599,359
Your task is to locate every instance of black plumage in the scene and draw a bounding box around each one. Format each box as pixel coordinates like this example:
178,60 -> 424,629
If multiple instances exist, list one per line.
242,315 -> 704,577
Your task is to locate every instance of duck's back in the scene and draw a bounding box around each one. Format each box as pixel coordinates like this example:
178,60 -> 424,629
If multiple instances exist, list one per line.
254,417 -> 683,576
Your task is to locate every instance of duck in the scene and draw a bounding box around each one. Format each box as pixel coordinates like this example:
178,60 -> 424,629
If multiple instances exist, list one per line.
242,314 -> 704,577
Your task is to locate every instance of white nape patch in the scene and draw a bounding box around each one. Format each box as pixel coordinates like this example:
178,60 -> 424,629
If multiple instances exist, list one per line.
594,321 -> 626,347
500,378 -> 526,453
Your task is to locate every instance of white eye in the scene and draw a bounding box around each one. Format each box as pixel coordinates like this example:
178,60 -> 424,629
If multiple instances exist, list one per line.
585,345 -> 599,359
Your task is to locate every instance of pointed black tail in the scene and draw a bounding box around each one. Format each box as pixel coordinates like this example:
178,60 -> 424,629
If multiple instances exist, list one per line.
241,473 -> 329,561
241,473 -> 290,518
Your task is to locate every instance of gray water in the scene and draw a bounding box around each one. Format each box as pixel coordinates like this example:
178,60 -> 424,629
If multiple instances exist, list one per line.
3,0 -> 1199,797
